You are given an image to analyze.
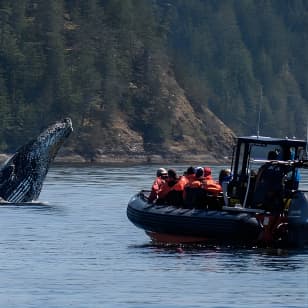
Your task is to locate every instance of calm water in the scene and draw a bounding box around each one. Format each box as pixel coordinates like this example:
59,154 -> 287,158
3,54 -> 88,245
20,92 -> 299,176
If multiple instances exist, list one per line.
0,164 -> 307,308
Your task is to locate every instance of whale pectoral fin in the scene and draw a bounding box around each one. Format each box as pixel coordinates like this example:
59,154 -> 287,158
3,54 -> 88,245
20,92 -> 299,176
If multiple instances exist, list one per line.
7,174 -> 34,203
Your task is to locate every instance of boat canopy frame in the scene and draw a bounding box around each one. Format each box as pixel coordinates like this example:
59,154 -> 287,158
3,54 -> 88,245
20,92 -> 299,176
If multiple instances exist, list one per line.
229,135 -> 307,205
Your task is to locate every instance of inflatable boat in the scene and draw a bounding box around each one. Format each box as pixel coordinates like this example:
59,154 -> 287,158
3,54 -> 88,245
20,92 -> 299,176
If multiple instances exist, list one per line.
127,135 -> 308,247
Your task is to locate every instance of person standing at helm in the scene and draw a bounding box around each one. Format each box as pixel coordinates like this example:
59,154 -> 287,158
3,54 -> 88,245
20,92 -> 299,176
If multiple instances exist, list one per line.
148,168 -> 168,203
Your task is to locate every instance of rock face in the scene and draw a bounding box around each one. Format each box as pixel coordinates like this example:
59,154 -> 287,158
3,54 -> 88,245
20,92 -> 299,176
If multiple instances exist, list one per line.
0,67 -> 235,165
55,68 -> 236,164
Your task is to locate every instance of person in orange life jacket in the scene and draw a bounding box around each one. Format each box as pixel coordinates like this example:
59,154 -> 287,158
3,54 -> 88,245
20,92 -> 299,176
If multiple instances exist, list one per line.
203,167 -> 212,180
184,166 -> 196,185
183,167 -> 203,199
181,166 -> 196,200
148,168 -> 167,203
173,166 -> 195,193
191,167 -> 204,187
201,167 -> 222,195
183,167 -> 205,207
157,169 -> 179,200
168,169 -> 189,206
157,168 -> 187,206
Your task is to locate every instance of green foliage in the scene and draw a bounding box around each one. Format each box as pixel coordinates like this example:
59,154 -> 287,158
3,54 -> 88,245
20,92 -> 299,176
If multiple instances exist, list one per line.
0,0 -> 307,155
168,0 -> 308,138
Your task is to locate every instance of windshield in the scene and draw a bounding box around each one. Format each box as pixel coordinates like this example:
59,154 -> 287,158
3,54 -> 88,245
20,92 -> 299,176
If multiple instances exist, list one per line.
250,144 -> 283,161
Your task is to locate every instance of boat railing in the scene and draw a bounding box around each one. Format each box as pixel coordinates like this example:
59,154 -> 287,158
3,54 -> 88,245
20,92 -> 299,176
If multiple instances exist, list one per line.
250,159 -> 308,167
222,205 -> 265,214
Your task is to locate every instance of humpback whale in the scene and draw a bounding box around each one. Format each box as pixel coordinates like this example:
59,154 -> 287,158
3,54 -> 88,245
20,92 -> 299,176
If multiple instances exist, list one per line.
0,118 -> 73,203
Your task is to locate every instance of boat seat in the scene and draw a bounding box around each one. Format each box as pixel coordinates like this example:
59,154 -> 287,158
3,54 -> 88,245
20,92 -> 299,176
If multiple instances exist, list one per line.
184,187 -> 206,208
165,190 -> 184,207
206,193 -> 224,210
184,187 -> 223,210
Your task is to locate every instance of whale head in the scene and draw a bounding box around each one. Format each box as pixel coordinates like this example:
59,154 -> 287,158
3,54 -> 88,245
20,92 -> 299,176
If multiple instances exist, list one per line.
0,118 -> 73,202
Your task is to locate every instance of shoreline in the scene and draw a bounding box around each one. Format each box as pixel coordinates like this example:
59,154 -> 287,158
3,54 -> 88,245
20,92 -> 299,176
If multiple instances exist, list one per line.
0,153 -> 230,166
54,152 -> 231,166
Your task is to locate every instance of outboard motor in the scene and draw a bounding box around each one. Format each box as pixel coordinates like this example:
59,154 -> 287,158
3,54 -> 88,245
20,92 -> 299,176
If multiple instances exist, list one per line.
287,191 -> 308,247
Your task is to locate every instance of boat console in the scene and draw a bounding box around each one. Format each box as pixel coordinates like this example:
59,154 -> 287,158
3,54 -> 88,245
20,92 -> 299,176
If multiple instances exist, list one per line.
228,135 -> 307,209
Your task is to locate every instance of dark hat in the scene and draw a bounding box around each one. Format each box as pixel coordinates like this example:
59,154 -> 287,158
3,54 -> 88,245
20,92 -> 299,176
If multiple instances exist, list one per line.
186,166 -> 195,175
167,169 -> 177,179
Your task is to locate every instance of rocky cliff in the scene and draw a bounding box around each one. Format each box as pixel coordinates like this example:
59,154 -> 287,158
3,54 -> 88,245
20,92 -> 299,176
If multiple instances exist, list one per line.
56,68 -> 235,164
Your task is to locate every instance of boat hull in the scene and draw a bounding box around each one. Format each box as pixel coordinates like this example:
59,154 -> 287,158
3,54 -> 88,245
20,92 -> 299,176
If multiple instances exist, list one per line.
127,192 -> 263,245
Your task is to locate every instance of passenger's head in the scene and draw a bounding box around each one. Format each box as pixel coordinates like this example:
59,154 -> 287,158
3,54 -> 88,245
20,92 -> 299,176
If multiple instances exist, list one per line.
267,150 -> 278,160
203,167 -> 212,177
167,169 -> 177,180
157,168 -> 167,177
195,167 -> 204,179
186,166 -> 195,175
219,168 -> 232,184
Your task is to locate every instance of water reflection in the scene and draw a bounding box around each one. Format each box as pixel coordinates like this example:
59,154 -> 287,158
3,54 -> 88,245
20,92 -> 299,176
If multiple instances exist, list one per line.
129,241 -> 308,275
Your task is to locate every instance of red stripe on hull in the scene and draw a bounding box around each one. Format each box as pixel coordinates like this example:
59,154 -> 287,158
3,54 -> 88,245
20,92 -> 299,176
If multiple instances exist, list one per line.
146,231 -> 209,244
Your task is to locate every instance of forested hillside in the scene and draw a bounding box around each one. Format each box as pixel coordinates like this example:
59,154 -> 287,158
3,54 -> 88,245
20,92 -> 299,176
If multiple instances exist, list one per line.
0,1 -> 307,162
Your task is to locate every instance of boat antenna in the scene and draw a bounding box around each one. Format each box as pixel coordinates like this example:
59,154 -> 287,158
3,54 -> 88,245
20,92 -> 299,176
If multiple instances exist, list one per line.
256,85 -> 263,138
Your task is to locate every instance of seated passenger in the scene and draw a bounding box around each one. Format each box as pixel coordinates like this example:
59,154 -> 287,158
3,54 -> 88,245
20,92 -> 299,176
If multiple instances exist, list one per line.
203,167 -> 213,180
201,167 -> 222,196
148,168 -> 167,203
190,167 -> 204,188
185,166 -> 196,185
157,169 -> 183,206
183,167 -> 207,208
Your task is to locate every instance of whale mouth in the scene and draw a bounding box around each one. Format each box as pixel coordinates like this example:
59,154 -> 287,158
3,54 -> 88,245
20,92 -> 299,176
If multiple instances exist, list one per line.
38,118 -> 73,148
42,118 -> 74,159
63,117 -> 73,132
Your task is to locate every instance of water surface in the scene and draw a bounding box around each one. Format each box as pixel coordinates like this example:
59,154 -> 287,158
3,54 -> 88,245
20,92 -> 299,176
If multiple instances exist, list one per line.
0,165 -> 307,308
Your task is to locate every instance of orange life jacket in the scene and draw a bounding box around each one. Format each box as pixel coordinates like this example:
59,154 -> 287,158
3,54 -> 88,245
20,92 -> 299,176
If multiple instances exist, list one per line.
186,174 -> 195,185
190,179 -> 203,188
148,177 -> 165,202
157,182 -> 172,199
183,177 -> 203,200
202,178 -> 222,195
158,177 -> 179,199
172,175 -> 188,191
